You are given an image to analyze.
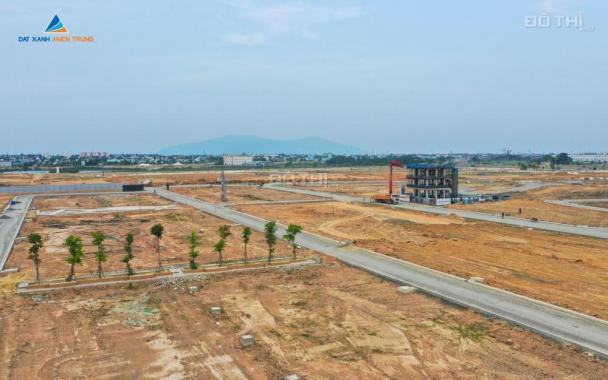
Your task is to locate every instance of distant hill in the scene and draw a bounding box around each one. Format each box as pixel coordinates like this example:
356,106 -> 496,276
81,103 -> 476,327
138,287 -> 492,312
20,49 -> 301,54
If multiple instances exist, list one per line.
159,135 -> 364,155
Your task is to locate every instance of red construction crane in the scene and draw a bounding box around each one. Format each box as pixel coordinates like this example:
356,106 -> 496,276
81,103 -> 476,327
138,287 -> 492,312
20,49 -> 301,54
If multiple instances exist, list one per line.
373,160 -> 404,204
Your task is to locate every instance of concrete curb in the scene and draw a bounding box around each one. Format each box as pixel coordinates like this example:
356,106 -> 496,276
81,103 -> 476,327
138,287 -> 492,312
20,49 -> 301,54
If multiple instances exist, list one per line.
16,258 -> 317,294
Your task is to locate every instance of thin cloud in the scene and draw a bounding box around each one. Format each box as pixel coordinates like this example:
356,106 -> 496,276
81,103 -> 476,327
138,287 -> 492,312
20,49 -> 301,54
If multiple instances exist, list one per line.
219,1 -> 364,44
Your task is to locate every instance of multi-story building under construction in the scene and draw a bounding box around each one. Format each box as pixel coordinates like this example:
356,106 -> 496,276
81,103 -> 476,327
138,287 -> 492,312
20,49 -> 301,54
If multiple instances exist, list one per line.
406,163 -> 458,206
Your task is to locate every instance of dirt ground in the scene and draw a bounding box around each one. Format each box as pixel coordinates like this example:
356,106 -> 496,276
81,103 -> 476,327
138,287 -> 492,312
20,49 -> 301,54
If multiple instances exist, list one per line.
8,197 -> 307,282
294,173 -> 608,227
173,186 -> 324,205
449,183 -> 608,227
32,193 -> 172,210
297,183 -> 393,199
1,261 -> 605,379
0,167 -> 387,187
1,195 -> 11,208
233,201 -> 608,320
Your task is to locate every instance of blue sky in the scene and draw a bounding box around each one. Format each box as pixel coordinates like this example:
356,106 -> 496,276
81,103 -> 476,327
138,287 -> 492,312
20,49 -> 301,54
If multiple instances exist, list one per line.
1,0 -> 606,154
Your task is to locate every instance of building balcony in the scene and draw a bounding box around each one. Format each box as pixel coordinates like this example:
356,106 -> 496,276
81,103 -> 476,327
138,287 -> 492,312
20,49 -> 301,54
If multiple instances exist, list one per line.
406,174 -> 453,180
407,184 -> 454,189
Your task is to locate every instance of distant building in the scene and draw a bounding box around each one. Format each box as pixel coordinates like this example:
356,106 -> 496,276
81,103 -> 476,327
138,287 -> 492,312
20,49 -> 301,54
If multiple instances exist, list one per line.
0,161 -> 12,167
79,151 -> 108,158
570,153 -> 608,163
406,163 -> 459,206
223,155 -> 253,166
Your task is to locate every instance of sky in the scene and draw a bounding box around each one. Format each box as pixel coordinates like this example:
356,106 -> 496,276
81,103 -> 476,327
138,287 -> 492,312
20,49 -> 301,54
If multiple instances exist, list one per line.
1,0 -> 607,154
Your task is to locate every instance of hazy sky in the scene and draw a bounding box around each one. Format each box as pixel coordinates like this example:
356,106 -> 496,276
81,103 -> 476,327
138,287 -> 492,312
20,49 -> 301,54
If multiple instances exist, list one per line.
1,0 -> 606,154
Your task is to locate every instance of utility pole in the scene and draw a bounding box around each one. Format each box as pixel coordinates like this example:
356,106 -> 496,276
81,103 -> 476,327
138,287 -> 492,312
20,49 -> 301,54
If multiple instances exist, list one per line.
220,170 -> 227,202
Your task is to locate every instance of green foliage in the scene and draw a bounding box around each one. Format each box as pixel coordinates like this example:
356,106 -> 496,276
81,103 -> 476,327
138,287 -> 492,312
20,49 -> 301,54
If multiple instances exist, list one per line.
27,233 -> 43,283
283,224 -> 303,260
150,224 -> 164,240
91,231 -> 107,278
188,231 -> 200,269
150,224 -> 164,270
122,232 -> 134,275
325,154 -> 428,167
27,233 -> 43,264
242,226 -> 252,263
452,322 -> 488,342
219,224 -> 231,240
242,226 -> 252,244
555,152 -> 573,165
64,235 -> 84,281
214,238 -> 226,266
264,221 -> 278,263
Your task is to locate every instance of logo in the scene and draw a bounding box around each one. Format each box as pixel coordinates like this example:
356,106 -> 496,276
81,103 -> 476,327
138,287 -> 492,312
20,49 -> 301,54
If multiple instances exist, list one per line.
18,14 -> 94,44
45,14 -> 68,33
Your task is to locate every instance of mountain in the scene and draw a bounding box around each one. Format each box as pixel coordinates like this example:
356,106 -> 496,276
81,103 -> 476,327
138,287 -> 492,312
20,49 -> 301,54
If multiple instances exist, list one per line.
158,135 -> 365,155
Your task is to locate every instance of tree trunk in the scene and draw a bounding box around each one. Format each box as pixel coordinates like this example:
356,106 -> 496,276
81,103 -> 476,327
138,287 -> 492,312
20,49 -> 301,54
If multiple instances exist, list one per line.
126,262 -> 132,276
292,246 -> 296,260
157,238 -> 161,271
97,261 -> 103,278
268,246 -> 273,263
219,251 -> 223,267
67,264 -> 75,281
35,263 -> 40,283
244,243 -> 248,264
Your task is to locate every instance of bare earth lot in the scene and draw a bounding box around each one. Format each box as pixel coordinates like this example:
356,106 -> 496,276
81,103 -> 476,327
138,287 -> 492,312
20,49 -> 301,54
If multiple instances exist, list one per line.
173,186 -> 323,205
32,193 -> 172,210
1,262 -> 605,379
449,183 -> 608,227
7,194 -> 307,282
2,170 -> 608,378
234,201 -> 608,320
0,167 -> 387,187
294,173 -> 608,227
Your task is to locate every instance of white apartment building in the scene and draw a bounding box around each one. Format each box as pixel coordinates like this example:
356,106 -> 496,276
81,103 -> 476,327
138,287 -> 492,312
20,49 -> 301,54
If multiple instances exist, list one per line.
570,153 -> 608,163
223,155 -> 254,166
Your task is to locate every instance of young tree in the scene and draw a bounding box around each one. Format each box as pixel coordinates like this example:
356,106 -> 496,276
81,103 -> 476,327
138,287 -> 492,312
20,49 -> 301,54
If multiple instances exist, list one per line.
122,232 -> 134,275
27,233 -> 43,283
264,221 -> 278,263
188,231 -> 200,269
150,224 -> 164,271
283,224 -> 303,260
91,231 -> 107,278
213,225 -> 231,267
219,224 -> 232,240
214,238 -> 226,267
64,235 -> 84,282
242,226 -> 252,264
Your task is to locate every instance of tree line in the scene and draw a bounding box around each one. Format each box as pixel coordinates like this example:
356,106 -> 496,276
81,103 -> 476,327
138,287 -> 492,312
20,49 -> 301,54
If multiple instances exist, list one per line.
26,221 -> 303,283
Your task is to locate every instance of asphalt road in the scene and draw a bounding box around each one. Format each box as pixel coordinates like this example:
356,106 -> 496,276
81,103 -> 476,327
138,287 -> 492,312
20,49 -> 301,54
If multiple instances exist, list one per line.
546,199 -> 608,213
156,188 -> 608,358
265,184 -> 608,239
0,196 -> 33,270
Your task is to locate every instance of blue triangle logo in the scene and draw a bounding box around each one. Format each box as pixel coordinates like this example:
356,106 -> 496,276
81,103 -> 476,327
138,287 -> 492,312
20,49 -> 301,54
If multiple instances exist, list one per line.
45,14 -> 68,33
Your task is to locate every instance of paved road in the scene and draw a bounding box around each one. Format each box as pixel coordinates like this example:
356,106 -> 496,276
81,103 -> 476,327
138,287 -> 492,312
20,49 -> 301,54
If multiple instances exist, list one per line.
265,184 -> 608,239
0,196 -> 33,270
156,188 -> 608,358
546,199 -> 608,213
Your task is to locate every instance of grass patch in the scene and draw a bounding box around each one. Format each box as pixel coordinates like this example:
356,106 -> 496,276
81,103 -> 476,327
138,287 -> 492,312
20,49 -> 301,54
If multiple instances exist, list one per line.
452,322 -> 488,342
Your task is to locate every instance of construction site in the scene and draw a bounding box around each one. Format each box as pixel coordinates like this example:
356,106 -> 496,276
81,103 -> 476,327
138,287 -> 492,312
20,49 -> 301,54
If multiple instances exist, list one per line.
1,165 -> 608,379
